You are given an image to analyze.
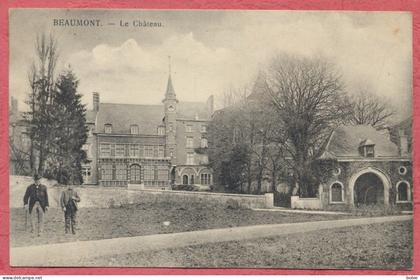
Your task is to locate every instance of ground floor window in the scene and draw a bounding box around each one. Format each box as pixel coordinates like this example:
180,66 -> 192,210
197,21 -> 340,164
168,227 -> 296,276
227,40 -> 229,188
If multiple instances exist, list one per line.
101,164 -> 113,180
183,175 -> 188,184
144,165 -> 154,180
397,181 -> 411,202
200,173 -> 211,185
82,167 -> 91,177
130,164 -> 141,183
157,166 -> 169,180
330,182 -> 344,203
115,164 -> 127,180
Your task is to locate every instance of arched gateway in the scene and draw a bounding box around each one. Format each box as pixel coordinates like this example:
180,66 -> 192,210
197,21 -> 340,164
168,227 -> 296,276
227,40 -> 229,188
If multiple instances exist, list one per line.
349,167 -> 391,206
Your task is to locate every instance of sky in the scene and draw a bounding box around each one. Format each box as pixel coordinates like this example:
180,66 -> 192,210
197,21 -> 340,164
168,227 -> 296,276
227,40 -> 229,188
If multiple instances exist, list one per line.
9,9 -> 412,120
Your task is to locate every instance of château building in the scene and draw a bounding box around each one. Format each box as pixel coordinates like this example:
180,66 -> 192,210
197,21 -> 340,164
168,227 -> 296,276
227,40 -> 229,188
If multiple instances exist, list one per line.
82,72 -> 214,188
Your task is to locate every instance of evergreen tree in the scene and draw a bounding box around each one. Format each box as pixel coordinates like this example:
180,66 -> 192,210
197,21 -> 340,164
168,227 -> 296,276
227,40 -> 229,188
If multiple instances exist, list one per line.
45,69 -> 88,184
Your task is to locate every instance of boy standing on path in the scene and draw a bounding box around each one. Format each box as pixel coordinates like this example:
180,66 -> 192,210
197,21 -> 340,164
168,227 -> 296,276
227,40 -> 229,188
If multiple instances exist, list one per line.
60,186 -> 81,234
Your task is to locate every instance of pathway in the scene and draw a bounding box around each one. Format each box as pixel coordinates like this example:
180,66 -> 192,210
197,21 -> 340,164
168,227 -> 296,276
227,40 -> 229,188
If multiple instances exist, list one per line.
10,214 -> 412,267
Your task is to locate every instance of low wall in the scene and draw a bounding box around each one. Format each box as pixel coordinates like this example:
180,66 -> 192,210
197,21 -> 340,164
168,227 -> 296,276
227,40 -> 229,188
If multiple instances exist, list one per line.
291,196 -> 322,210
10,176 -> 273,209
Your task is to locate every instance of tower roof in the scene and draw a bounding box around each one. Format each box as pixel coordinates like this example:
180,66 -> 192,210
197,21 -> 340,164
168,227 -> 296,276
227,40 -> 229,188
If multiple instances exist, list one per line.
165,74 -> 176,99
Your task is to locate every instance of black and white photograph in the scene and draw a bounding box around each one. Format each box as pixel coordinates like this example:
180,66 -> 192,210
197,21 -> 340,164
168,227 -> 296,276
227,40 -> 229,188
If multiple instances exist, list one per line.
8,9 -> 413,268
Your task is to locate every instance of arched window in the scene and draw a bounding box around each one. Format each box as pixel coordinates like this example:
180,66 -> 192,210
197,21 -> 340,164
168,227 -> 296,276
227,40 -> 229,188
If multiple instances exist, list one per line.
330,182 -> 344,203
182,175 -> 189,185
396,181 -> 411,202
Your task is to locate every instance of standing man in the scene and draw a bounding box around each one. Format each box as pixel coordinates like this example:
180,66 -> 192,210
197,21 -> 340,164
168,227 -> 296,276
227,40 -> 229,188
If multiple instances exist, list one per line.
60,186 -> 81,234
23,173 -> 49,236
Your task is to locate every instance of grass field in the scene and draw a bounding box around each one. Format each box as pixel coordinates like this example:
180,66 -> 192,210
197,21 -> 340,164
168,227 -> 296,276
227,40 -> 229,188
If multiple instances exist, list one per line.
82,220 -> 412,269
11,201 -> 353,247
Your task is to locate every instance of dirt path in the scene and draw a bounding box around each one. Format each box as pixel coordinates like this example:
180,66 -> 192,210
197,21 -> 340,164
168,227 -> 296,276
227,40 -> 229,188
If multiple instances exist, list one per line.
10,214 -> 412,267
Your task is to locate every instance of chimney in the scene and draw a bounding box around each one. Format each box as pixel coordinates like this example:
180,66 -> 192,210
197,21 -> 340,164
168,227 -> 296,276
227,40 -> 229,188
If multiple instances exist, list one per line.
399,129 -> 408,156
10,97 -> 18,114
93,92 -> 100,111
206,95 -> 214,118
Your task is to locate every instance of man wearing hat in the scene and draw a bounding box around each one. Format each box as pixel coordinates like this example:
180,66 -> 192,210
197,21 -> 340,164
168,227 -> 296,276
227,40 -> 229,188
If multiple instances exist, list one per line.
23,173 -> 49,236
60,185 -> 81,234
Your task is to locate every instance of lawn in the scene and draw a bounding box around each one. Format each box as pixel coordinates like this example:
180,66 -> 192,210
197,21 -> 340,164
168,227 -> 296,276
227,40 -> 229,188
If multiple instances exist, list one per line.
10,201 -> 354,247
82,220 -> 413,269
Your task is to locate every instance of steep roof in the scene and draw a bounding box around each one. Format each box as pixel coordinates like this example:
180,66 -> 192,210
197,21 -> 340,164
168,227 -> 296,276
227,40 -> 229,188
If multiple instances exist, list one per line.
96,103 -> 164,135
326,125 -> 399,158
165,74 -> 177,100
85,110 -> 97,124
177,101 -> 209,120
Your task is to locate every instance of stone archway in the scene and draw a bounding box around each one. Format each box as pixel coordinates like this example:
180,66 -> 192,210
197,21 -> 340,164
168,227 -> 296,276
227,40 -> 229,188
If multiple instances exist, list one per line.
349,167 -> 391,206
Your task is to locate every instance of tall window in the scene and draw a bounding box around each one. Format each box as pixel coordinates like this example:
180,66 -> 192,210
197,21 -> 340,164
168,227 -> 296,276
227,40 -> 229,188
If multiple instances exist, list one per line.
129,144 -> 139,158
115,144 -> 125,157
100,143 -> 111,158
144,165 -> 154,180
115,165 -> 127,180
157,166 -> 169,180
200,174 -> 211,185
233,127 -> 242,144
186,137 -> 194,148
186,153 -> 195,165
397,181 -> 410,202
104,124 -> 112,133
200,138 -> 208,148
158,146 -> 164,157
330,182 -> 344,203
101,164 -> 113,180
144,146 -> 154,157
183,175 -> 189,184
130,125 -> 139,134
186,125 -> 192,132
201,125 -> 207,133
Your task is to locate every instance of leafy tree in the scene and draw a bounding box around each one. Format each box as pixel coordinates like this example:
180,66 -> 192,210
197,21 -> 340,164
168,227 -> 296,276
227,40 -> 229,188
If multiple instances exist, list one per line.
44,69 -> 88,184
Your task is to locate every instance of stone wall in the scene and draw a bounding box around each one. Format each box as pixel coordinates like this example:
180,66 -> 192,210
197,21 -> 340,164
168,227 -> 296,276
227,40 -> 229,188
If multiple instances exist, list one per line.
10,176 -> 273,209
291,196 -> 322,209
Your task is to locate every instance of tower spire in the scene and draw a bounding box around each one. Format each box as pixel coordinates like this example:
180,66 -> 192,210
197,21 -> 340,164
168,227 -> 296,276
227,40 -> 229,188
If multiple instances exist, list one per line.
168,55 -> 171,75
163,56 -> 177,102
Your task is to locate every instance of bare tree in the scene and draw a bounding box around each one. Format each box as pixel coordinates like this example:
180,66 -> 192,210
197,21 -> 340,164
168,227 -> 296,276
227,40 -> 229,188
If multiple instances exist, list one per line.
349,87 -> 395,129
24,33 -> 59,175
263,54 -> 351,197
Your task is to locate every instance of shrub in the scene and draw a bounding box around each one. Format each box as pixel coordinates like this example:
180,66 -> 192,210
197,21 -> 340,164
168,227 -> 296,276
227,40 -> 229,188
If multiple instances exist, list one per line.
351,204 -> 402,216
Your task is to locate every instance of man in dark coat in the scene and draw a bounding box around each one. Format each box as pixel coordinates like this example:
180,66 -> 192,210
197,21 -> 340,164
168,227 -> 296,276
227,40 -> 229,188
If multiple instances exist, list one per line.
60,186 -> 81,234
23,173 -> 49,236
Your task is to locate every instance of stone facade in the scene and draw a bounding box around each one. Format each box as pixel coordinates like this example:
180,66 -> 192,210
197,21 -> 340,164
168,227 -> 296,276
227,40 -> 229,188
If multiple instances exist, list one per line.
315,125 -> 413,210
82,74 -> 213,188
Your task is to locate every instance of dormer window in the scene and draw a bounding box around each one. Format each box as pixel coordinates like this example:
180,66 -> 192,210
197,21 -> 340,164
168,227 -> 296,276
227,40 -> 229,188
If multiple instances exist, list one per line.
157,126 -> 165,135
359,139 -> 375,158
104,124 -> 112,134
130,125 -> 139,135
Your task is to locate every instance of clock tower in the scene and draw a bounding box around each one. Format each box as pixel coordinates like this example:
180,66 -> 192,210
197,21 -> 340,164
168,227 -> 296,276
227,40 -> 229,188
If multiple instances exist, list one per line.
163,58 -> 178,162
